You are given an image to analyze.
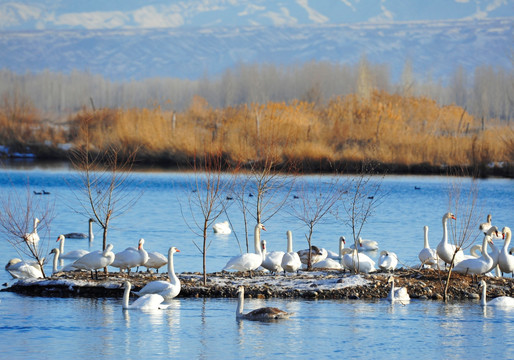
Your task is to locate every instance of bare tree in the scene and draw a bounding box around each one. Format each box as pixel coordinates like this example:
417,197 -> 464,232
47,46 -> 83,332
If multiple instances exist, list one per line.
181,150 -> 231,285
289,174 -> 345,269
0,181 -> 54,278
337,163 -> 386,273
68,121 -> 142,274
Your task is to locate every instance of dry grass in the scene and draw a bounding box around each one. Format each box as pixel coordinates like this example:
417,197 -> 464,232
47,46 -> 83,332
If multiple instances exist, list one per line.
1,90 -> 512,170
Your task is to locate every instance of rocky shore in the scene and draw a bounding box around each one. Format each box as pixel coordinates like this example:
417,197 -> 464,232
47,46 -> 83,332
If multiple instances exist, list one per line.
3,268 -> 514,302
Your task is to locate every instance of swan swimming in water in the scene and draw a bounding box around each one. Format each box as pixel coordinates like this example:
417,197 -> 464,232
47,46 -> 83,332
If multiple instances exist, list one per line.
133,247 -> 181,301
122,281 -> 169,310
213,221 -> 231,234
481,280 -> 514,308
64,218 -> 95,241
235,286 -> 292,320
387,276 -> 410,303
223,223 -> 266,274
281,230 -> 302,275
111,238 -> 149,275
261,239 -> 285,274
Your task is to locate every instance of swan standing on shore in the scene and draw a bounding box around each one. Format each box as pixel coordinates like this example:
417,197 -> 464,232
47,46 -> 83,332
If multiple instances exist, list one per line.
122,281 -> 168,310
213,221 -> 231,234
297,245 -> 328,265
111,238 -> 149,275
481,280 -> 514,307
418,225 -> 443,269
5,258 -> 43,279
498,227 -> 514,276
144,250 -> 168,273
261,239 -> 284,274
133,247 -> 181,301
223,223 -> 266,274
64,218 -> 95,242
281,230 -> 302,275
24,218 -> 40,246
387,276 -> 410,303
436,212 -> 464,265
343,249 -> 376,273
69,244 -> 115,279
327,236 -> 346,260
378,251 -> 398,271
235,286 -> 292,320
453,227 -> 498,278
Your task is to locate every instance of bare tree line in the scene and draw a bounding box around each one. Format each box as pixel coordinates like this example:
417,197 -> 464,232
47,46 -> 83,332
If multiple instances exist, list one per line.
0,59 -> 512,122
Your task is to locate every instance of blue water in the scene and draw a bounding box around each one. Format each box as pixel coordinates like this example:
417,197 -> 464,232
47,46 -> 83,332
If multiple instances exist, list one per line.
0,166 -> 513,359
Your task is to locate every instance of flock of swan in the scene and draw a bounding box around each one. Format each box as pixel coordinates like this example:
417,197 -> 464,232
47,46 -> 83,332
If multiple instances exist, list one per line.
4,212 -> 514,319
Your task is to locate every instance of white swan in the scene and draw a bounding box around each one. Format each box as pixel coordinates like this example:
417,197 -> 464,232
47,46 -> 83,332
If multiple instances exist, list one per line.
223,223 -> 266,274
479,214 -> 492,233
213,221 -> 231,234
68,243 -> 115,279
498,227 -> 514,275
436,212 -> 465,265
5,258 -> 43,279
343,249 -> 376,273
312,257 -> 344,270
327,236 -> 346,259
387,276 -> 410,303
418,225 -> 443,269
350,237 -> 378,251
144,251 -> 168,273
281,230 -> 302,275
133,247 -> 181,301
24,217 -> 40,246
297,245 -> 328,265
469,226 -> 501,274
480,280 -> 514,307
64,218 -> 95,242
453,229 -> 495,276
235,286 -> 292,320
378,251 -> 398,271
57,234 -> 90,261
111,238 -> 149,275
261,239 -> 284,274
122,281 -> 168,310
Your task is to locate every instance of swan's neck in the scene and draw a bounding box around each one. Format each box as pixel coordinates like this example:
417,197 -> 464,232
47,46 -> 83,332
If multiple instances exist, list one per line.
59,237 -> 64,254
236,290 -> 244,317
423,227 -> 429,248
123,283 -> 131,309
168,251 -> 179,284
339,238 -> 345,257
52,249 -> 59,274
482,236 -> 491,261
389,280 -> 395,300
89,220 -> 94,242
504,232 -> 512,250
254,225 -> 262,256
481,283 -> 487,306
442,217 -> 449,245
287,231 -> 293,253
33,219 -> 39,232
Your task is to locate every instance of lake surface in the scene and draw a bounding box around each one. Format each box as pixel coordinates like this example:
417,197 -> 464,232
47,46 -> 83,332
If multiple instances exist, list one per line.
0,166 -> 513,359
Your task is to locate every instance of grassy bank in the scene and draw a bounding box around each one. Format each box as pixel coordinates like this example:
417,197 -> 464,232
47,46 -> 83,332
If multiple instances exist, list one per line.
1,91 -> 513,177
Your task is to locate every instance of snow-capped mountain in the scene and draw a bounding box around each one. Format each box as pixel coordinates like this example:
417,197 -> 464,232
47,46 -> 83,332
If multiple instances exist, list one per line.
0,1 -> 512,81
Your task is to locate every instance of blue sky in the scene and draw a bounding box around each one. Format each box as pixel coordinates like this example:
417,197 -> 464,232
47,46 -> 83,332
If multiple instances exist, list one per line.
0,0 -> 512,31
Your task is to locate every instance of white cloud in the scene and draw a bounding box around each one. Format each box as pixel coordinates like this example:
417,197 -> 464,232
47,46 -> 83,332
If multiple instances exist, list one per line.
454,0 -> 470,3
132,6 -> 184,28
238,4 -> 266,16
296,0 -> 329,23
368,0 -> 394,22
0,3 -> 42,28
340,0 -> 357,12
263,7 -> 298,26
485,0 -> 508,12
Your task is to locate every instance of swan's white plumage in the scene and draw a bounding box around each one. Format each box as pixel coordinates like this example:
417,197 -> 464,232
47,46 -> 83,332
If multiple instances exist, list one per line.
498,227 -> 514,274
213,221 -> 231,234
111,238 -> 149,274
312,257 -> 344,269
436,212 -> 465,265
387,276 -> 410,303
69,243 -> 115,274
350,237 -> 378,251
5,258 -> 43,279
481,280 -> 514,308
134,247 -> 181,301
343,249 -> 376,273
24,218 -> 40,246
327,236 -> 346,260
281,230 -> 302,274
297,246 -> 327,265
123,281 -> 168,310
261,239 -> 284,274
223,224 -> 265,272
378,251 -> 398,271
144,251 -> 168,272
453,228 -> 497,275
418,225 -> 443,269
57,234 -> 89,261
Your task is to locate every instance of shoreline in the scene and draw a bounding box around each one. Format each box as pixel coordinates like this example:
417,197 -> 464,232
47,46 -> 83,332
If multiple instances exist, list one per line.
3,268 -> 514,302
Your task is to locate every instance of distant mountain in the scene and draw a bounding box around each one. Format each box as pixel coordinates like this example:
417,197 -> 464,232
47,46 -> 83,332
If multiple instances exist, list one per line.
0,17 -> 511,82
